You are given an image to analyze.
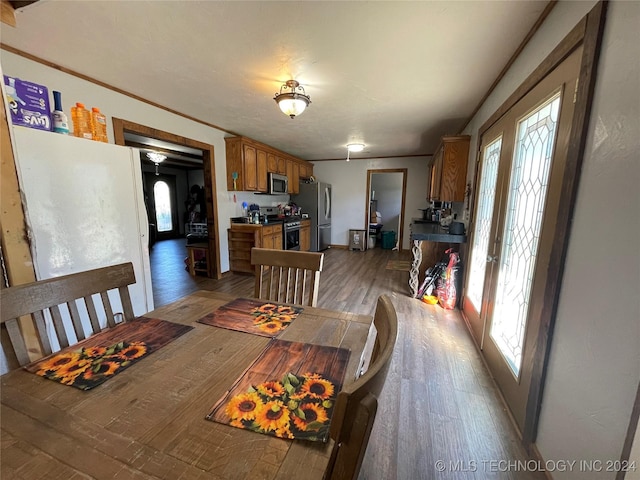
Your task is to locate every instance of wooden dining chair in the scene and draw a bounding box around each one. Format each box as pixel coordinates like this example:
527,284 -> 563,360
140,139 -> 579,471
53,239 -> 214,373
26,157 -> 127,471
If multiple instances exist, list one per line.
251,247 -> 324,307
0,262 -> 137,368
323,294 -> 398,480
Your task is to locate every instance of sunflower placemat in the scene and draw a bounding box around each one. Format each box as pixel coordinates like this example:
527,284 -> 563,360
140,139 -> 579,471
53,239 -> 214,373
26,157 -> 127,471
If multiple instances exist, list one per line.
206,339 -> 350,442
196,298 -> 303,337
24,317 -> 193,390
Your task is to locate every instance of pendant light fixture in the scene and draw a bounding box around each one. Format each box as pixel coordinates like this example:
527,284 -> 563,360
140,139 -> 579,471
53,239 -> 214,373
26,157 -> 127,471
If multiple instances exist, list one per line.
346,143 -> 365,161
274,80 -> 311,119
147,151 -> 167,175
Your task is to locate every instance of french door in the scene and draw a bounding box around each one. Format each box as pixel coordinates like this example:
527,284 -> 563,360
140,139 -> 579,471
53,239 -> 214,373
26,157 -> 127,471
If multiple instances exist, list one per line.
463,46 -> 582,433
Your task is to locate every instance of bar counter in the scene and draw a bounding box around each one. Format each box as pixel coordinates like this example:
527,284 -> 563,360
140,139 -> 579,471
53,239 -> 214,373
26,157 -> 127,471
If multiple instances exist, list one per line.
409,221 -> 467,298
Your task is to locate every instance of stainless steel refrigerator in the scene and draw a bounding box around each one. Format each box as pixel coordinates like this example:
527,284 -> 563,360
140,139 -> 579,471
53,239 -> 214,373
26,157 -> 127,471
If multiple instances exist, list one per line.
292,181 -> 331,251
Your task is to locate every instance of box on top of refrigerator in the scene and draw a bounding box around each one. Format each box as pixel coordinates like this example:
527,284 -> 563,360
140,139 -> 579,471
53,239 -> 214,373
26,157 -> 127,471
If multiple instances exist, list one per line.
3,75 -> 51,131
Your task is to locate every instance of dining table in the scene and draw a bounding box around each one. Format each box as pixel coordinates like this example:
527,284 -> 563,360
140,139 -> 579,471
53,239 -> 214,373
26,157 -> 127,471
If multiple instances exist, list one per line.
1,290 -> 373,479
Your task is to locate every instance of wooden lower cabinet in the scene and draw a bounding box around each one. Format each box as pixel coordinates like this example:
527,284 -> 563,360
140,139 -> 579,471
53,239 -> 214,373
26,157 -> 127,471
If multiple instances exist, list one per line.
228,223 -> 283,274
262,224 -> 283,250
300,220 -> 311,251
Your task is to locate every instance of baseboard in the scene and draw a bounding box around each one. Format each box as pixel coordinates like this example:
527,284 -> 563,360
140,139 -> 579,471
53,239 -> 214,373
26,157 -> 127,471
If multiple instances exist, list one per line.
531,443 -> 554,480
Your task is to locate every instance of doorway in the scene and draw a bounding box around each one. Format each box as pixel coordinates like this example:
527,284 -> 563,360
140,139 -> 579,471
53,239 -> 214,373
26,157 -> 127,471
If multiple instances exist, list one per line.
112,118 -> 222,280
366,169 -> 407,250
146,174 -> 179,240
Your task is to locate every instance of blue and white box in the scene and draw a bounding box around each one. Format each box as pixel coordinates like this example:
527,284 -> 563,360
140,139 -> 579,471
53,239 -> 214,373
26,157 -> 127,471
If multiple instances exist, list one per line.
3,75 -> 51,131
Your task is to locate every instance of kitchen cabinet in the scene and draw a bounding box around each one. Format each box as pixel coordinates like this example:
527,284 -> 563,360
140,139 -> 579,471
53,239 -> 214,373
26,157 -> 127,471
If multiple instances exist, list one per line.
300,219 -> 311,251
267,153 -> 277,174
277,156 -> 287,175
225,136 -> 313,193
225,137 -> 264,192
286,160 -> 300,194
429,135 -> 470,202
228,223 -> 283,274
257,149 -> 268,192
262,224 -> 283,250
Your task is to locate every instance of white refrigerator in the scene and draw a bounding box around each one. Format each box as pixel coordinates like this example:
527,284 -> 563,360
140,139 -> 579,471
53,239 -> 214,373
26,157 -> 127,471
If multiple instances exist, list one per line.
11,127 -> 154,330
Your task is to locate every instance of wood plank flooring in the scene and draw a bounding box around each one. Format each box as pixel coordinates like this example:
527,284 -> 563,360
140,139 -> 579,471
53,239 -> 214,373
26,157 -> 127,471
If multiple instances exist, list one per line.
151,239 -> 546,480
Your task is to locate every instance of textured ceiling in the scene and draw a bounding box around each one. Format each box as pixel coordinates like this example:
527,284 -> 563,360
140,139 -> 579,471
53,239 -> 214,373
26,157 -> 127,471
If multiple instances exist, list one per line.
1,1 -> 549,161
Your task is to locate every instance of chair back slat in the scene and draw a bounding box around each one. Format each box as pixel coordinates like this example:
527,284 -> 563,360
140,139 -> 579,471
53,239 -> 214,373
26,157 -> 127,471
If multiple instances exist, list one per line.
67,300 -> 86,342
251,248 -> 324,307
0,262 -> 137,369
5,319 -> 30,366
83,295 -> 102,333
324,295 -> 398,480
101,291 -> 117,328
50,305 -> 70,348
32,311 -> 53,356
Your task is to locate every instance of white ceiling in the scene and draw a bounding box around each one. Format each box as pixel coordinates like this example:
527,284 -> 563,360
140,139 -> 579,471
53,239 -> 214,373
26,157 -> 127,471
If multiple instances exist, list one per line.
1,0 -> 549,161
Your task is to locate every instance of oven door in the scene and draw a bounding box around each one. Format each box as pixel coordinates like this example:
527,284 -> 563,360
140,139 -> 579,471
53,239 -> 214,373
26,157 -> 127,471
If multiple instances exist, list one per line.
284,227 -> 300,250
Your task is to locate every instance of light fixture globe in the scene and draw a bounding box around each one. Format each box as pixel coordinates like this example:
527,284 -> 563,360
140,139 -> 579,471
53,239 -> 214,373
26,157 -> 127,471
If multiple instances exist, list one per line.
274,80 -> 311,119
347,143 -> 365,153
146,151 -> 167,175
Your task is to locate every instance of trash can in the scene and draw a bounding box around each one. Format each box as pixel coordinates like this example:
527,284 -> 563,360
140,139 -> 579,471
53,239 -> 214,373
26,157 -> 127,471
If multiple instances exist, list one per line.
368,234 -> 376,249
349,229 -> 366,251
381,231 -> 396,249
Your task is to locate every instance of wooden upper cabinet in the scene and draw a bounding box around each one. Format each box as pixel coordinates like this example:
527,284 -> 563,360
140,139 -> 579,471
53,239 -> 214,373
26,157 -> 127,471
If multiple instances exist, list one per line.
286,160 -> 300,194
256,149 -> 268,192
225,136 -> 313,192
429,135 -> 470,202
267,153 -> 277,173
243,144 -> 258,191
277,156 -> 287,175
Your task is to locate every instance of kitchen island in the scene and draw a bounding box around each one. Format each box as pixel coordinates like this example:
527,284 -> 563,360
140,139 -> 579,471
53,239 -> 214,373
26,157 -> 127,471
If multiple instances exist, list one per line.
409,221 -> 467,298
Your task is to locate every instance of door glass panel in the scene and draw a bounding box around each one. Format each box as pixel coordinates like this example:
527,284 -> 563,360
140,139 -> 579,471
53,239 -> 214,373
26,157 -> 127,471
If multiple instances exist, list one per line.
467,136 -> 502,311
154,181 -> 173,232
490,93 -> 561,377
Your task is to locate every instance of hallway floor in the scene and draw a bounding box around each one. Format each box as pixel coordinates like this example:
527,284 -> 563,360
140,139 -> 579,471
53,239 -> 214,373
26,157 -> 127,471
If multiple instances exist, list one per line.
149,240 -> 545,480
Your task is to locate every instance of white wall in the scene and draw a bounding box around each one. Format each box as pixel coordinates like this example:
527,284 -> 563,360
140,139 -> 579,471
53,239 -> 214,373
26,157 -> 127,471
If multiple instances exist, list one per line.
1,50 -> 236,272
462,1 -> 640,478
312,157 -> 429,250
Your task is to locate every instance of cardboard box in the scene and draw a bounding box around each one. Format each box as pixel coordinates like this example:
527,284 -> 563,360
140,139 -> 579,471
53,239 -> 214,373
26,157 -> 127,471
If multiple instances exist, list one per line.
3,75 -> 51,131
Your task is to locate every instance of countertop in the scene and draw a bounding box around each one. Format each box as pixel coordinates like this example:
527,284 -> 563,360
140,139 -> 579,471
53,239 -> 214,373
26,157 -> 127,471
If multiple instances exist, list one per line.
410,221 -> 467,243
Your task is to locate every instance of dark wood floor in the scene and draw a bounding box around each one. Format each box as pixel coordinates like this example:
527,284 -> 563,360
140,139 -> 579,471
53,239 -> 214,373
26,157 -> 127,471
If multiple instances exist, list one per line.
150,239 -> 545,480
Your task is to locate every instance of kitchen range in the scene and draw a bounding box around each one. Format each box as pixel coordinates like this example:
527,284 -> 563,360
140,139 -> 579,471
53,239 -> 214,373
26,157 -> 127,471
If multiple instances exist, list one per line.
260,206 -> 301,251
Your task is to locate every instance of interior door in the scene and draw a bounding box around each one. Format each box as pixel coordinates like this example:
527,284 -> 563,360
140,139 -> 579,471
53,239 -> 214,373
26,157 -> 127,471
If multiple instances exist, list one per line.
463,46 -> 581,433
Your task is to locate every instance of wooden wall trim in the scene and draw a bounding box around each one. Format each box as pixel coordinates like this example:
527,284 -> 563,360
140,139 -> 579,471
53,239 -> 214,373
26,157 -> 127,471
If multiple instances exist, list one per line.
113,117 -> 222,279
459,1 -> 558,134
1,92 -> 42,364
522,0 -> 608,447
479,16 -> 587,137
1,0 -> 16,27
0,96 -> 34,286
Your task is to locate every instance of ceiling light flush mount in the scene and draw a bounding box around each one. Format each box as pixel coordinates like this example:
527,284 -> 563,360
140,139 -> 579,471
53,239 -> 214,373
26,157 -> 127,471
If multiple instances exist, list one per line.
274,80 -> 311,119
146,151 -> 167,175
346,143 -> 365,161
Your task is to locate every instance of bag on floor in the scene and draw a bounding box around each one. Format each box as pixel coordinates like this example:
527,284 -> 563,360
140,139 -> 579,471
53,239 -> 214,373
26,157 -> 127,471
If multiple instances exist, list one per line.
436,249 -> 460,310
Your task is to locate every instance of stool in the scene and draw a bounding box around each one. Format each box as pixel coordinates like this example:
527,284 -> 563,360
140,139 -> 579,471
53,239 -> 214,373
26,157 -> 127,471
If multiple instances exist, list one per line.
186,242 -> 210,276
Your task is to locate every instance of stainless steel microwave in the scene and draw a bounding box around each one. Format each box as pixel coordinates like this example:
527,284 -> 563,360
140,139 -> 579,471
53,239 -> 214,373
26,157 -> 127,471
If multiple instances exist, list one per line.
268,173 -> 288,194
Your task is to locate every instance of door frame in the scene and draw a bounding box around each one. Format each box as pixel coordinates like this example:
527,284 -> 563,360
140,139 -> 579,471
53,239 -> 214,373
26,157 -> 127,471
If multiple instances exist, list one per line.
365,169 -> 408,251
463,1 -> 607,447
113,118 -> 222,279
